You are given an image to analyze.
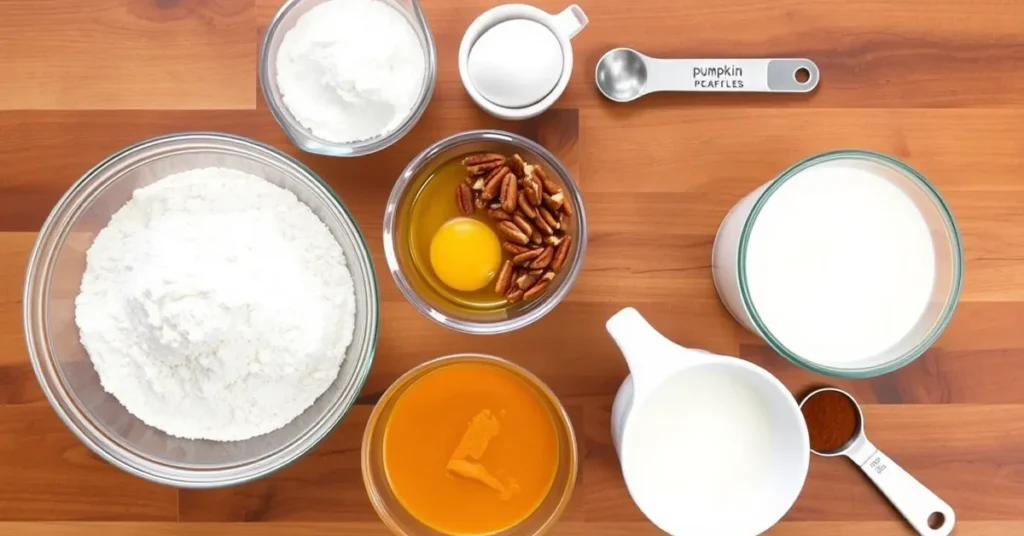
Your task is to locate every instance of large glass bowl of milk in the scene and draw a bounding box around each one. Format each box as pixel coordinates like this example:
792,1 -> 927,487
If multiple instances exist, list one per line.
713,150 -> 963,378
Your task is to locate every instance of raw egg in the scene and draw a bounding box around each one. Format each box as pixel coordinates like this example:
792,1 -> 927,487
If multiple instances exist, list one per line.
430,217 -> 502,291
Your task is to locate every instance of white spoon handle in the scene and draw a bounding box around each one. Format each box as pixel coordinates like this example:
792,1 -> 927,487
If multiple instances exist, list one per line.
644,58 -> 819,93
856,441 -> 956,536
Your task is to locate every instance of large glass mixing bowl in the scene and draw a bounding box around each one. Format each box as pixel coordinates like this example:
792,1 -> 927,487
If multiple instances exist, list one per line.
23,132 -> 379,488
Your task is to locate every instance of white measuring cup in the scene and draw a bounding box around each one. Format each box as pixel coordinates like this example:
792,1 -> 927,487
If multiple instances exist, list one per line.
607,307 -> 809,536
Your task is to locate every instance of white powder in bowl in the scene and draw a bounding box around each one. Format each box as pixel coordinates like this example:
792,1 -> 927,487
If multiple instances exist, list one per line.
75,167 -> 357,442
275,0 -> 426,143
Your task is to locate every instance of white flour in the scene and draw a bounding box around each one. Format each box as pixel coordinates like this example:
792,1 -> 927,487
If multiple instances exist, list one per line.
75,168 -> 356,441
275,0 -> 426,143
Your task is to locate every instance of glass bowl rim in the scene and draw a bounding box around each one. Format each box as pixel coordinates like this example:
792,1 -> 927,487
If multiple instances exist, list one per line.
382,129 -> 588,335
736,148 -> 964,379
258,0 -> 439,157
22,131 -> 381,487
360,352 -> 579,536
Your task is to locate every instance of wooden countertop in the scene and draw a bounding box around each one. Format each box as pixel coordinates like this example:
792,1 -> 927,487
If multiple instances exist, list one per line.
2,0 -> 1023,534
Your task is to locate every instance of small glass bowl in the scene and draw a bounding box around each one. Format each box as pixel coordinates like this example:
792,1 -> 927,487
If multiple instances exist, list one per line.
383,130 -> 587,334
362,353 -> 578,536
259,0 -> 437,156
23,132 -> 380,487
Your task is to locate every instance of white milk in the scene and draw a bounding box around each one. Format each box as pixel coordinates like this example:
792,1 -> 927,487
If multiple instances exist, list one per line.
608,308 -> 809,535
620,367 -> 776,534
713,159 -> 936,368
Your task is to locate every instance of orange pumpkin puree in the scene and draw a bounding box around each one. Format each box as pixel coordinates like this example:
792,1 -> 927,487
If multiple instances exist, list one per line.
383,361 -> 560,535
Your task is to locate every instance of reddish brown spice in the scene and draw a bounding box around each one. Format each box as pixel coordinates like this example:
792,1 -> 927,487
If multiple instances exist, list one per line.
801,389 -> 860,453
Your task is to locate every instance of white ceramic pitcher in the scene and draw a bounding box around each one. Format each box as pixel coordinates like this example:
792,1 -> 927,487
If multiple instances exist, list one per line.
607,307 -> 809,536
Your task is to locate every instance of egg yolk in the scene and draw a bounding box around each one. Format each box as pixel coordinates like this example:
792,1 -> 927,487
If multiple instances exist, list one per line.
430,218 -> 502,292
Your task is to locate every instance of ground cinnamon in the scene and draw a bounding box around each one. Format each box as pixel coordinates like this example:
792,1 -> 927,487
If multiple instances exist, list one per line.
801,389 -> 860,453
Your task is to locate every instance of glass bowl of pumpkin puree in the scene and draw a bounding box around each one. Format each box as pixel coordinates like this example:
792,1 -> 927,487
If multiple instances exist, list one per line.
362,354 -> 578,535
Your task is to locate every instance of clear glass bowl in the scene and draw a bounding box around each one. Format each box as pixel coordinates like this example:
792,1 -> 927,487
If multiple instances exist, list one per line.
259,0 -> 437,157
383,130 -> 587,334
712,149 -> 963,378
23,132 -> 380,487
362,353 -> 578,536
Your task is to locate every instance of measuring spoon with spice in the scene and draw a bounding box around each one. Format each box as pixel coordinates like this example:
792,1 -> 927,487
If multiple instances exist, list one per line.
800,387 -> 955,536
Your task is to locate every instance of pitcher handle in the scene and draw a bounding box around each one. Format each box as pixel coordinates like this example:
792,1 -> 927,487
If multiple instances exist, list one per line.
551,5 -> 588,40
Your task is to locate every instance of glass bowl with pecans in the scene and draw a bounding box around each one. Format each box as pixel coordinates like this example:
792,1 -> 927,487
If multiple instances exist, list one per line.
384,130 -> 586,334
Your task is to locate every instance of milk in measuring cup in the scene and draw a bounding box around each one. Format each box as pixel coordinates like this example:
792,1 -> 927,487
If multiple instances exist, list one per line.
622,367 -> 775,518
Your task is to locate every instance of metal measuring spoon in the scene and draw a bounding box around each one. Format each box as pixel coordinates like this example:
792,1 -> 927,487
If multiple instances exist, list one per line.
800,387 -> 955,536
595,47 -> 819,102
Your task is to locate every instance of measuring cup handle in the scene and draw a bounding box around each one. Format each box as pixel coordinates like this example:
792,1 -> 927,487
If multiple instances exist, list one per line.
551,5 -> 588,39
606,307 -> 689,399
857,442 -> 956,536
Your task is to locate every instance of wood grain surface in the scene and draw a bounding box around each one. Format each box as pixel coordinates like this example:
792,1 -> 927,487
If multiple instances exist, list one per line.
1,0 -> 1023,534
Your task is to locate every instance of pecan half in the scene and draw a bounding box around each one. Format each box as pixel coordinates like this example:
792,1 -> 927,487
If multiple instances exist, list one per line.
532,213 -> 554,236
550,235 -> 572,272
463,153 -> 505,166
523,279 -> 549,301
466,162 -> 503,176
456,183 -> 474,216
542,192 -> 564,211
516,272 -> 538,290
488,208 -> 512,221
539,206 -> 560,230
502,241 -> 531,255
463,153 -> 506,175
529,246 -> 554,269
480,168 -> 505,201
498,221 -> 530,245
536,172 -> 562,197
509,154 -> 527,177
530,228 -> 543,245
506,288 -> 525,304
523,173 -> 543,206
532,165 -> 557,192
494,260 -> 514,296
485,164 -> 510,182
512,213 -> 534,236
517,195 -> 537,218
513,247 -> 544,266
500,172 -> 518,213
560,198 -> 574,217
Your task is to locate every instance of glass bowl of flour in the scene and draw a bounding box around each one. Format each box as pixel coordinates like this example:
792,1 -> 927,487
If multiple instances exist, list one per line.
23,132 -> 379,487
260,0 -> 437,156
